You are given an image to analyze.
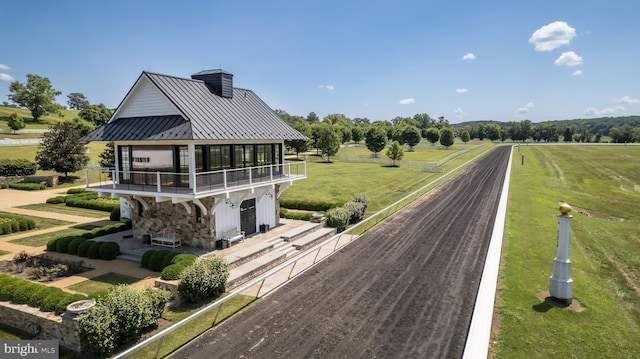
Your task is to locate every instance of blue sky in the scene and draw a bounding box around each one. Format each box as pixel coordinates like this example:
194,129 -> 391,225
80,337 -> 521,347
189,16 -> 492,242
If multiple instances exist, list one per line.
1,0 -> 639,124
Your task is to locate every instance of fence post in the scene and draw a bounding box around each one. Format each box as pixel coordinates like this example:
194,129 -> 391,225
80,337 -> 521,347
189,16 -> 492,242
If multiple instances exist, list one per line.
212,303 -> 224,326
153,336 -> 165,359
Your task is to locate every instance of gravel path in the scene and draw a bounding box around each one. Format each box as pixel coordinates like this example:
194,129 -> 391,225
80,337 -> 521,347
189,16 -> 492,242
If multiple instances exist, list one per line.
173,146 -> 511,359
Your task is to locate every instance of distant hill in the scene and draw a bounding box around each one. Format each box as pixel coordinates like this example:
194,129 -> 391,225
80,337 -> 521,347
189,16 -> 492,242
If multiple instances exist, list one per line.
0,106 -> 80,132
455,116 -> 640,135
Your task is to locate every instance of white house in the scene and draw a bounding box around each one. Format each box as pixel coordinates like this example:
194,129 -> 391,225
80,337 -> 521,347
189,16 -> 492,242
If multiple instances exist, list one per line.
82,69 -> 307,250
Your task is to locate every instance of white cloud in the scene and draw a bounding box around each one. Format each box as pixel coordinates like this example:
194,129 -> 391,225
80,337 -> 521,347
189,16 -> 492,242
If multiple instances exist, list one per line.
317,85 -> 334,90
0,64 -> 10,71
454,107 -> 466,119
516,102 -> 535,114
0,73 -> 15,81
554,51 -> 583,66
461,53 -> 476,60
455,88 -> 468,94
573,69 -> 583,76
584,106 -> 625,116
399,98 -> 415,105
613,96 -> 640,104
529,21 -> 576,51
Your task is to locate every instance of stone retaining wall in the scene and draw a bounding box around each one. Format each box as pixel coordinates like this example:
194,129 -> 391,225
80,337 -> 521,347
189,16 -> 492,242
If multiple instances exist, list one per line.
0,301 -> 84,353
0,175 -> 59,186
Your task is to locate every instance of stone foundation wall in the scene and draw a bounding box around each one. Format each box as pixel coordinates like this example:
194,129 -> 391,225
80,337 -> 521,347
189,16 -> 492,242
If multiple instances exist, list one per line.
131,197 -> 217,250
0,175 -> 59,186
0,301 -> 83,353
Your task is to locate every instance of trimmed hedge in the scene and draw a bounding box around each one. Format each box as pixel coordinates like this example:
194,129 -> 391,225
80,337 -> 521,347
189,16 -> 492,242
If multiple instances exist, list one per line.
110,208 -> 121,221
67,237 -> 87,255
46,221 -> 131,258
0,273 -> 88,314
279,208 -> 314,221
160,263 -> 186,280
7,182 -> 47,191
0,215 -> 36,235
98,242 -> 120,260
55,236 -> 76,253
171,253 -> 197,266
77,241 -> 95,257
45,196 -> 66,204
141,250 -> 157,269
0,158 -> 37,176
87,242 -> 105,259
66,188 -> 86,195
279,199 -> 342,212
65,196 -> 119,212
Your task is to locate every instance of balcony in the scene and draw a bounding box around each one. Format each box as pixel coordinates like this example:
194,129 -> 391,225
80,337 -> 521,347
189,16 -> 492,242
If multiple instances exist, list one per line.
85,161 -> 306,199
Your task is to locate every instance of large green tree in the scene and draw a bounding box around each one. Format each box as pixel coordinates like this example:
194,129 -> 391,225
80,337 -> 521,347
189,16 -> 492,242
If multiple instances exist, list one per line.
385,141 -> 404,166
35,122 -> 89,177
67,92 -> 90,110
439,127 -> 455,148
401,125 -> 421,151
78,103 -> 113,127
460,129 -> 470,143
315,124 -> 341,162
365,126 -> 387,156
8,74 -> 62,122
425,127 -> 440,145
286,121 -> 311,158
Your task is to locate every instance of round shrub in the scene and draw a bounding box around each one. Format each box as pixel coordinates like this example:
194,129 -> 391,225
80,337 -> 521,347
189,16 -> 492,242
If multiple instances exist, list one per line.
148,250 -> 169,272
160,263 -> 186,280
87,242 -> 105,259
344,201 -> 366,224
141,250 -> 157,269
46,238 -> 60,252
77,240 -> 95,257
56,236 -> 77,253
161,251 -> 179,269
98,241 -> 120,260
45,196 -> 66,204
67,237 -> 87,255
178,256 -> 230,302
110,208 -> 121,221
66,188 -> 86,195
171,253 -> 197,266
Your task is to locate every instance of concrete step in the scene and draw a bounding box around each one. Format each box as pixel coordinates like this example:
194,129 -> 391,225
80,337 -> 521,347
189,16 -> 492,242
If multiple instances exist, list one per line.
290,227 -> 337,251
279,223 -> 321,242
226,251 -> 287,290
116,253 -> 141,263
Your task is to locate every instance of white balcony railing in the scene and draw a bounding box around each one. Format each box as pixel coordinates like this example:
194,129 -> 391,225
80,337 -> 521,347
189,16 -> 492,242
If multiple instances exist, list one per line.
85,161 -> 306,196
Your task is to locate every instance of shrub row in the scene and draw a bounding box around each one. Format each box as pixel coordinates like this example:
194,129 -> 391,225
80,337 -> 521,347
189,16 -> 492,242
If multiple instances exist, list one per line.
0,215 -> 36,235
279,199 -> 342,212
6,182 -> 47,191
0,158 -> 37,176
0,273 -> 87,314
279,208 -> 314,221
65,196 -> 119,212
45,190 -> 99,205
325,193 -> 369,232
141,249 -> 190,273
48,237 -> 121,260
178,256 -> 229,303
78,285 -> 170,356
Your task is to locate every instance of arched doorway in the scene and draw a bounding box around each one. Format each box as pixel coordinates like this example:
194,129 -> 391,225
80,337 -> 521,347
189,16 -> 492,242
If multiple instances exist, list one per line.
240,198 -> 256,235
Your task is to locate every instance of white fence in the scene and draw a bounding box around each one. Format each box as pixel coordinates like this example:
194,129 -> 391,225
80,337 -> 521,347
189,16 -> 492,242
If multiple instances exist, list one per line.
0,138 -> 42,146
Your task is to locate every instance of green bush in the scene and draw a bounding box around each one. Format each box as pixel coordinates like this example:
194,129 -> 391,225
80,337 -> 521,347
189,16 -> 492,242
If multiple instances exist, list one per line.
326,207 -> 350,232
160,263 -> 186,280
66,188 -> 86,195
67,237 -> 87,255
0,215 -> 35,235
7,182 -> 47,191
141,249 -> 157,269
343,201 -> 366,224
77,240 -> 95,257
171,253 -> 197,266
148,250 -> 177,272
161,251 -> 179,269
280,209 -> 314,221
98,241 -> 120,260
0,274 -> 87,314
46,238 -> 60,252
0,183 -> 7,189
55,236 -> 77,253
65,196 -> 119,212
79,285 -> 170,356
0,158 -> 37,176
178,256 -> 229,303
87,242 -> 105,259
45,196 -> 66,204
110,208 -> 121,221
279,199 -> 342,211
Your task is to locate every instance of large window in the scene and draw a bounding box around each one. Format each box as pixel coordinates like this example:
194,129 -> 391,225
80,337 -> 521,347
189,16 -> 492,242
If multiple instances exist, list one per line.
131,146 -> 173,171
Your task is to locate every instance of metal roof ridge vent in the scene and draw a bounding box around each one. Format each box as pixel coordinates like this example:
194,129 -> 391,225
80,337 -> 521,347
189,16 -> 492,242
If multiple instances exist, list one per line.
191,69 -> 233,99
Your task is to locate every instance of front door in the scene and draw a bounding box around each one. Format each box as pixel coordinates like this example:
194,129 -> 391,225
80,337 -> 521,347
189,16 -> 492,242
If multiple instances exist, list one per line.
240,198 -> 256,235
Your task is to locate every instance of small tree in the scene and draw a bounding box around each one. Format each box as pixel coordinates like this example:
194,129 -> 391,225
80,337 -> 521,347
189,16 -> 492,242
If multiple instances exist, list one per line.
365,126 -> 387,157
315,124 -> 341,162
351,126 -> 364,144
286,121 -> 311,158
7,112 -> 25,133
439,127 -> 455,148
401,125 -> 421,151
99,142 -> 116,168
385,141 -> 404,166
35,122 -> 89,177
8,74 -> 62,122
425,127 -> 440,145
460,129 -> 470,143
78,103 -> 113,127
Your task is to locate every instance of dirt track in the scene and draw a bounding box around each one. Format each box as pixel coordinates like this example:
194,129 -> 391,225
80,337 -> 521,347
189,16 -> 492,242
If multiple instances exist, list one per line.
174,146 -> 511,359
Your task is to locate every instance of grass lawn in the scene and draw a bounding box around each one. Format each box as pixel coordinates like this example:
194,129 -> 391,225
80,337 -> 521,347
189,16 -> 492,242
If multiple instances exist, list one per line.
67,272 -> 140,295
0,106 -> 80,130
0,250 -> 9,256
17,203 -> 110,219
494,145 -> 640,358
128,295 -> 256,359
8,224 -> 102,247
0,211 -> 74,232
284,141 -> 494,214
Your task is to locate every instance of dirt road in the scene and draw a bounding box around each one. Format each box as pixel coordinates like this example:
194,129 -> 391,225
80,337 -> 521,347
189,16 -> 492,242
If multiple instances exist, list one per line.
173,146 -> 511,359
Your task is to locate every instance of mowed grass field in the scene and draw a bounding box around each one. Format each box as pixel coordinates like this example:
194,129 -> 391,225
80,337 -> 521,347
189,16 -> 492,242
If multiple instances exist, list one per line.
495,144 -> 640,358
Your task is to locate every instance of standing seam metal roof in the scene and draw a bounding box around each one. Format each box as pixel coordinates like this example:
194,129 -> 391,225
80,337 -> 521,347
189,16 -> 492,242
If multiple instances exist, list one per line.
81,71 -> 307,142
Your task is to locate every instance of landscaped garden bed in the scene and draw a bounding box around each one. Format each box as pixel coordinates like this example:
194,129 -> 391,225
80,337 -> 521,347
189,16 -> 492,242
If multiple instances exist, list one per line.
0,251 -> 91,282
